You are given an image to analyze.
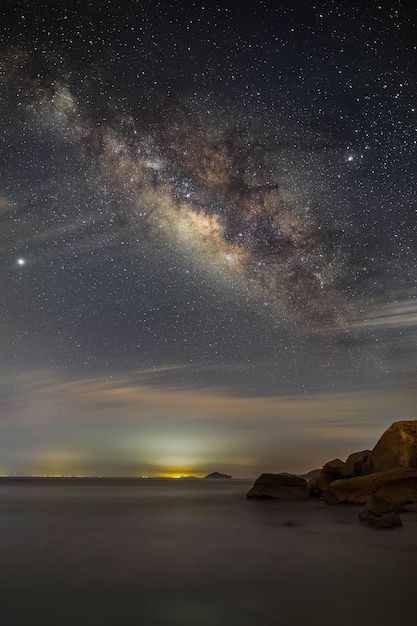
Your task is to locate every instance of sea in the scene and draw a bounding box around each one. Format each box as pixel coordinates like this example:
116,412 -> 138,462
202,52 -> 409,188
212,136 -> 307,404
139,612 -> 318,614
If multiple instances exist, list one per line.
0,477 -> 415,626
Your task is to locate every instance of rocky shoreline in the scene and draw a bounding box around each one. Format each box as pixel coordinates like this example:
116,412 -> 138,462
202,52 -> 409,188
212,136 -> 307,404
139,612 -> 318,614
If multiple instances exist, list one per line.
247,420 -> 417,528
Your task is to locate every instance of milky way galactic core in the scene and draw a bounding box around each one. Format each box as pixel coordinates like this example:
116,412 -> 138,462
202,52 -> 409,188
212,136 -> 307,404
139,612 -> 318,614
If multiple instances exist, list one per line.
1,1 -> 416,397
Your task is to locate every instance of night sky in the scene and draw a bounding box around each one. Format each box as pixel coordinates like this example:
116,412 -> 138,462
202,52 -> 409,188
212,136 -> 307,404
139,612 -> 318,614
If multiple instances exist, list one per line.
1,0 -> 416,477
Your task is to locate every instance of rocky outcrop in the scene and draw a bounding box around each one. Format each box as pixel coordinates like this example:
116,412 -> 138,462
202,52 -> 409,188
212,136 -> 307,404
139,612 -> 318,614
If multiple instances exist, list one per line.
247,473 -> 309,500
322,458 -> 345,478
308,458 -> 344,497
358,496 -> 403,529
361,421 -> 417,474
359,509 -> 402,529
308,472 -> 337,497
309,421 -> 417,493
323,468 -> 417,505
340,450 -> 371,477
248,421 -> 417,527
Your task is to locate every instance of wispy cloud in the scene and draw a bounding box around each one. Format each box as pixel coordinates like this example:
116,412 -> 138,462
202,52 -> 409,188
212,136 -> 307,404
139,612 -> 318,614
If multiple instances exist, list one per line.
344,299 -> 417,330
0,367 -> 415,476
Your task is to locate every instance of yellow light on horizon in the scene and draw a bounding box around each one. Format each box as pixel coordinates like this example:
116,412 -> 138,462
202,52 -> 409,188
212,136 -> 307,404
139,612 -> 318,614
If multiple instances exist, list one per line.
146,466 -> 201,479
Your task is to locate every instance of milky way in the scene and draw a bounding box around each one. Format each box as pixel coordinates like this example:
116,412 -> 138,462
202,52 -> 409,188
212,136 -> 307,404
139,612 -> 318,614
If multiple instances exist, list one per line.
1,0 -> 417,398
2,61 -> 347,328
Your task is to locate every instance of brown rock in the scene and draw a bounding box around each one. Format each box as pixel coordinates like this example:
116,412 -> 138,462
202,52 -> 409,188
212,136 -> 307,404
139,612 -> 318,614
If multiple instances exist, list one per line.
363,495 -> 401,515
322,458 -> 345,478
358,509 -> 377,525
340,450 -> 371,477
247,473 -> 310,500
359,509 -> 402,529
323,468 -> 417,505
308,472 -> 336,497
362,420 -> 417,475
359,494 -> 404,529
377,512 -> 403,528
307,459 -> 345,497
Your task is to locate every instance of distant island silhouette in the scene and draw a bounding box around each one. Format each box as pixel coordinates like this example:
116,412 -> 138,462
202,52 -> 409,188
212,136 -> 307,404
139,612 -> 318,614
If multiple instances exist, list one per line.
204,472 -> 232,479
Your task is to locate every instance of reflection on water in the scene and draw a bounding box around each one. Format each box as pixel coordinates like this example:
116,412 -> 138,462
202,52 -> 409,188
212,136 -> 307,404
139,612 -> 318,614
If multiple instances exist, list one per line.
0,479 -> 415,625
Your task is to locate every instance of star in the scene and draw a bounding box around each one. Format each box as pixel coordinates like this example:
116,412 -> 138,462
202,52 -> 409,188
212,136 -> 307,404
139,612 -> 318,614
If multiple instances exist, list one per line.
0,0 -> 416,480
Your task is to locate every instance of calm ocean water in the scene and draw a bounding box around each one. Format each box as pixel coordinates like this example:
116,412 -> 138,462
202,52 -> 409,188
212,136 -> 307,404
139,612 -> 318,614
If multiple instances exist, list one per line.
0,478 -> 415,626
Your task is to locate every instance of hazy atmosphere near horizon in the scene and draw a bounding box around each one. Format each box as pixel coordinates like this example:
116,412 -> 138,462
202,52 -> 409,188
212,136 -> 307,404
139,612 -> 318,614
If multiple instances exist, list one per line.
1,0 -> 416,478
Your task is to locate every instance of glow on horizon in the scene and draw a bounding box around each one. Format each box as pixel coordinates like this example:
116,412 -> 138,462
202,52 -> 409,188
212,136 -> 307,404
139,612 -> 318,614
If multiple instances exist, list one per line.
1,367 -> 415,478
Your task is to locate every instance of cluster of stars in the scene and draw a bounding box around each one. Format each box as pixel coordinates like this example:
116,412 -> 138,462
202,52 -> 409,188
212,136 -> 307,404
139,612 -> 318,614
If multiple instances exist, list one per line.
0,0 -> 416,394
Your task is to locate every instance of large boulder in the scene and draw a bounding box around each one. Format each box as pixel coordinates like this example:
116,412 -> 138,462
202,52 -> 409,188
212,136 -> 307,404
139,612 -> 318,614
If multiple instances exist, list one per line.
359,509 -> 402,529
323,468 -> 417,505
308,472 -> 336,497
321,458 -> 345,478
340,450 -> 371,477
247,473 -> 310,500
308,458 -> 344,497
362,421 -> 417,474
358,496 -> 403,529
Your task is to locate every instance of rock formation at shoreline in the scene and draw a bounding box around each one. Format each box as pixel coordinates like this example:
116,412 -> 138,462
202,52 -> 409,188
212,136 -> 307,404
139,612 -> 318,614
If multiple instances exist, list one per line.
357,495 -> 403,529
361,420 -> 417,474
323,468 -> 417,505
247,420 -> 417,528
247,473 -> 309,500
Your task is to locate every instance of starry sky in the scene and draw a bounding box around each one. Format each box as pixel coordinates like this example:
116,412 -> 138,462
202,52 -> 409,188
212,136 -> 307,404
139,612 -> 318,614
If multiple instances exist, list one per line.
0,0 -> 416,478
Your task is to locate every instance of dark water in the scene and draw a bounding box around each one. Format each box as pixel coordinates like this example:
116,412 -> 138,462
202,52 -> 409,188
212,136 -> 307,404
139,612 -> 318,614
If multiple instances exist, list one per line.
0,478 -> 415,625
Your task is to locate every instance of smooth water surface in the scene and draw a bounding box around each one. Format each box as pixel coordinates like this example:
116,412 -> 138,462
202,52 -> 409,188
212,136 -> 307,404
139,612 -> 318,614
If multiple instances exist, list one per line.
0,478 -> 415,625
